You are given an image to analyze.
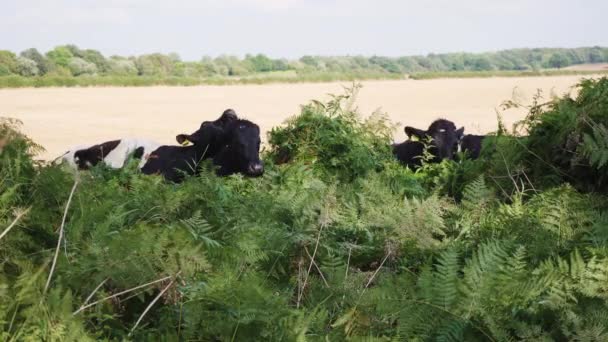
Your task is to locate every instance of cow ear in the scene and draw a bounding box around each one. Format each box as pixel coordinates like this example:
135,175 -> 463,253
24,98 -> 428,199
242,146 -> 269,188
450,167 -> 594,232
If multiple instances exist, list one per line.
456,127 -> 465,139
222,109 -> 238,120
176,134 -> 191,146
405,126 -> 426,139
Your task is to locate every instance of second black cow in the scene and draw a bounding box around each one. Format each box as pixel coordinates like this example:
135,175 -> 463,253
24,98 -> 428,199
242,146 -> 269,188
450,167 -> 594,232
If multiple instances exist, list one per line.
393,119 -> 464,168
459,134 -> 485,159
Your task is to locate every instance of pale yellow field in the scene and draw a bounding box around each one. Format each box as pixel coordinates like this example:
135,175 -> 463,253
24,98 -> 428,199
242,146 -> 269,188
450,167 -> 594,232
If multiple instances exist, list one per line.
0,75 -> 596,160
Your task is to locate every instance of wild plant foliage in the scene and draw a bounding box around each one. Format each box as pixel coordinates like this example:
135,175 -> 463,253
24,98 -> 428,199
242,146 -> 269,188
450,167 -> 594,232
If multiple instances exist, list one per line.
268,84 -> 394,181
2,78 -> 608,340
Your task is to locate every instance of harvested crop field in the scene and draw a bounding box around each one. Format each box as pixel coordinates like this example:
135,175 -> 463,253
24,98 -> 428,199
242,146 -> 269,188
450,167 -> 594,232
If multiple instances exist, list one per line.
0,74 -> 598,160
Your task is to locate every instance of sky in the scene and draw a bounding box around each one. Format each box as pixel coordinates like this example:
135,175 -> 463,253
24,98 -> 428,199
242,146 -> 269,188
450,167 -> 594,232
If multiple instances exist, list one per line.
2,0 -> 607,60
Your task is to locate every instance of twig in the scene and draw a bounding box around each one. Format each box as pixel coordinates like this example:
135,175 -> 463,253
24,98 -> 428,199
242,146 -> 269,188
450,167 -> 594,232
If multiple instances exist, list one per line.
499,151 -> 519,194
297,224 -> 325,308
297,257 -> 303,307
489,176 -> 511,199
345,246 -> 352,282
82,278 -> 109,306
304,246 -> 330,288
0,207 -> 30,241
44,178 -> 79,294
521,170 -> 538,194
363,252 -> 390,291
177,299 -> 184,340
73,274 -> 173,315
129,274 -> 178,336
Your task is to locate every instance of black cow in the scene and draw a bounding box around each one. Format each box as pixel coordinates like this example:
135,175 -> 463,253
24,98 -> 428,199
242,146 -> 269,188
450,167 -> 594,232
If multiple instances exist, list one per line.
459,134 -> 485,159
393,119 -> 464,168
141,110 -> 264,182
392,140 -> 425,168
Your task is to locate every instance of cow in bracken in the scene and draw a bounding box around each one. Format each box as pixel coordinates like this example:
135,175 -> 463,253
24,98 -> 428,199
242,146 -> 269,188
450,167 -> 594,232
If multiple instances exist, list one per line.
393,119 -> 464,168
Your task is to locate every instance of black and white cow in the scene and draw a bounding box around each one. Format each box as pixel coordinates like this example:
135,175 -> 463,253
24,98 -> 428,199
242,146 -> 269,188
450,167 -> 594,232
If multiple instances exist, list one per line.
59,138 -> 161,170
58,109 -> 264,182
393,119 -> 464,168
459,134 -> 485,159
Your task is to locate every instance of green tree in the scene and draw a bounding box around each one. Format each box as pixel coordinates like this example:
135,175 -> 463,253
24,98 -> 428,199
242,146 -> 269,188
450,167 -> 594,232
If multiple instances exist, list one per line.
588,47 -> 605,63
246,54 -> 274,72
107,57 -> 138,76
468,56 -> 494,71
46,46 -> 74,68
135,54 -> 174,76
20,48 -> 51,75
0,50 -> 17,75
68,57 -> 97,76
547,53 -> 570,69
215,55 -> 250,76
300,55 -> 319,67
81,49 -> 109,73
15,57 -> 39,76
272,58 -> 290,71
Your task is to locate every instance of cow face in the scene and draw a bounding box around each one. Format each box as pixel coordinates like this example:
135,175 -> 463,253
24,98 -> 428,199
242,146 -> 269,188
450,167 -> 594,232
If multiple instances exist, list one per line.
405,119 -> 464,161
216,120 -> 264,177
176,109 -> 238,146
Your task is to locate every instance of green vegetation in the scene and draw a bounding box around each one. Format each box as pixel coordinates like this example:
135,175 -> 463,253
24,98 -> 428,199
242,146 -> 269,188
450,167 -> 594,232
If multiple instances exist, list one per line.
2,78 -> 608,340
0,46 -> 607,87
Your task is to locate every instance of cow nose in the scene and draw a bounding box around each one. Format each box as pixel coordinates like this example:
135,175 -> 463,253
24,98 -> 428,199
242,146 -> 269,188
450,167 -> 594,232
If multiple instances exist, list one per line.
247,162 -> 264,176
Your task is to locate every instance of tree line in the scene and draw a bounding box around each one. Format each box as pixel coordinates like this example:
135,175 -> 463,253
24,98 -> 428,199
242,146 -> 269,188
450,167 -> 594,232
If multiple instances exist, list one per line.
0,45 -> 606,79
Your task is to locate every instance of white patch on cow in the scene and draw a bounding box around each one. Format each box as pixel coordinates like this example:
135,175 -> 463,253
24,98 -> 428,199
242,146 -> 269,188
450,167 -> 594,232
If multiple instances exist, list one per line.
103,138 -> 162,169
439,128 -> 446,133
57,139 -> 161,170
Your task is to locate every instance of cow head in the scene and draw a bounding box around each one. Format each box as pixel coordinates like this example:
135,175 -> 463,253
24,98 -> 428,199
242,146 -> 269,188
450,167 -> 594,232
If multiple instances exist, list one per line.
214,120 -> 264,177
175,109 -> 239,155
404,119 -> 464,161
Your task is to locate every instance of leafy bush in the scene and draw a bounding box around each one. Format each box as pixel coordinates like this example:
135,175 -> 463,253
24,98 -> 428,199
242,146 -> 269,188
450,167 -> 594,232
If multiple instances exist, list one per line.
15,57 -> 39,76
68,57 -> 98,76
502,77 -> 608,192
268,84 -> 394,181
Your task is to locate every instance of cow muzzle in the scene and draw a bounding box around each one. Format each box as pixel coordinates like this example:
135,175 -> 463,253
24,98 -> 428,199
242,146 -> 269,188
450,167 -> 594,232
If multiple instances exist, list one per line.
246,162 -> 264,176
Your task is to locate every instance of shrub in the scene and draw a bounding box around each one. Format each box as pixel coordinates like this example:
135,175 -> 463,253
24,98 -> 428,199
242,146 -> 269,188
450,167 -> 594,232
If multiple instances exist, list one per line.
68,57 -> 98,76
268,84 -> 394,180
512,77 -> 608,191
15,56 -> 39,76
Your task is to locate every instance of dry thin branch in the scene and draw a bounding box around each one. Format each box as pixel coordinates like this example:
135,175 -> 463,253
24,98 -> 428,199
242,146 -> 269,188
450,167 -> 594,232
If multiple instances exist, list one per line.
345,246 -> 352,282
499,151 -> 520,194
129,273 -> 179,336
521,170 -> 539,194
304,246 -> 330,288
296,225 -> 323,308
82,278 -> 109,306
297,224 -> 325,308
73,274 -> 173,315
0,207 -> 30,242
44,178 -> 79,294
363,252 -> 390,291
